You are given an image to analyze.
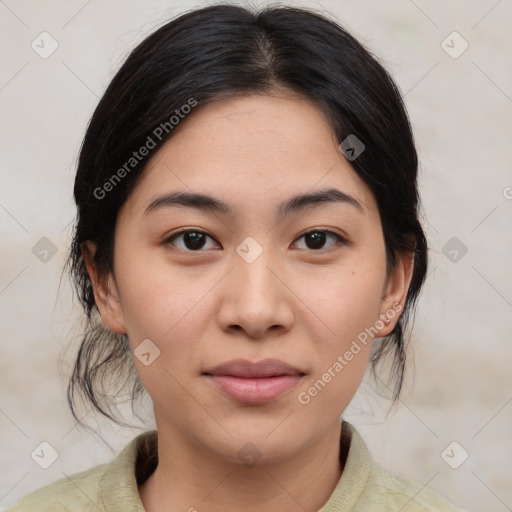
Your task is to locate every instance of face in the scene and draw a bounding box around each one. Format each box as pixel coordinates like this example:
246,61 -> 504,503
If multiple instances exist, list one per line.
85,92 -> 413,464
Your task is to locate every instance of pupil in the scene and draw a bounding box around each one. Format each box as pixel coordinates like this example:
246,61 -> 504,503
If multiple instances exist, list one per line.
184,232 -> 206,250
306,231 -> 325,249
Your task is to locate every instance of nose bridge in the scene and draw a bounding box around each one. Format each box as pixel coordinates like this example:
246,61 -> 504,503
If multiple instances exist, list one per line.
239,250 -> 274,293
234,236 -> 280,304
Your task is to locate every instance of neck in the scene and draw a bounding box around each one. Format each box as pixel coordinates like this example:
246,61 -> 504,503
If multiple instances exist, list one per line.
139,421 -> 344,512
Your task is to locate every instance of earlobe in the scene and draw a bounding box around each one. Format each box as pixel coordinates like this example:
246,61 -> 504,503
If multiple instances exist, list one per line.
81,241 -> 127,334
376,248 -> 415,337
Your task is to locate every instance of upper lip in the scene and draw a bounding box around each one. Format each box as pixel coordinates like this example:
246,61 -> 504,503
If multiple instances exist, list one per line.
203,358 -> 305,378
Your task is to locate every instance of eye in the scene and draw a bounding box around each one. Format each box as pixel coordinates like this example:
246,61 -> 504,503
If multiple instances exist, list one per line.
164,228 -> 347,253
164,229 -> 220,251
292,229 -> 347,251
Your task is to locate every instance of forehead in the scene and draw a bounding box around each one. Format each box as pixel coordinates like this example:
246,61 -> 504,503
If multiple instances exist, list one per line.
119,93 -> 377,220
161,92 -> 337,162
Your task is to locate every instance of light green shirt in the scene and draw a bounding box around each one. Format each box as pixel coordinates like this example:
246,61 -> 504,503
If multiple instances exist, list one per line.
8,420 -> 464,511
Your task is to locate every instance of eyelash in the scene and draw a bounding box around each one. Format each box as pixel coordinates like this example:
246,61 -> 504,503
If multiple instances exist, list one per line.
163,228 -> 348,253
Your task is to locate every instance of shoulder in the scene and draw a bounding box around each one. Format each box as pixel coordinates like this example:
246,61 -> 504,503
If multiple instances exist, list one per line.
7,462 -> 109,512
336,421 -> 466,511
364,463 -> 466,511
7,430 -> 155,512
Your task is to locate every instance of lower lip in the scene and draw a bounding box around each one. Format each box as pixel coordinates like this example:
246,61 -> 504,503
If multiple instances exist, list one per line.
205,374 -> 303,405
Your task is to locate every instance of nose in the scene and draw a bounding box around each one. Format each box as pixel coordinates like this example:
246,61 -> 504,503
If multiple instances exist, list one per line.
216,244 -> 295,339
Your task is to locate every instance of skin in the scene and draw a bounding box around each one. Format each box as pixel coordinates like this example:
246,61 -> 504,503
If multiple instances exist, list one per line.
83,91 -> 414,512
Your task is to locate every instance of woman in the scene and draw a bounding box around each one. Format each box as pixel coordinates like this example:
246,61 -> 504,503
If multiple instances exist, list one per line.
9,3 -> 464,511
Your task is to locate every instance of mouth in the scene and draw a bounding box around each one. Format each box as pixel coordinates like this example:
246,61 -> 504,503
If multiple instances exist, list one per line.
202,358 -> 306,405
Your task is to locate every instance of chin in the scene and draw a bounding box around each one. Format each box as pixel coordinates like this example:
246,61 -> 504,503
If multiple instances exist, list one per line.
209,427 -> 305,466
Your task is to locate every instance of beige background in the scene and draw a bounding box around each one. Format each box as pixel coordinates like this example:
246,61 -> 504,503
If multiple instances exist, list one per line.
1,0 -> 511,510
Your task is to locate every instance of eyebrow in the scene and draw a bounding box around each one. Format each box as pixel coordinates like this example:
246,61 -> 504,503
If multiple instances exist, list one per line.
144,187 -> 364,219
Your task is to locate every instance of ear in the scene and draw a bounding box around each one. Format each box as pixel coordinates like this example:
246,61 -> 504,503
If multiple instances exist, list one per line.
375,243 -> 416,338
81,241 -> 127,334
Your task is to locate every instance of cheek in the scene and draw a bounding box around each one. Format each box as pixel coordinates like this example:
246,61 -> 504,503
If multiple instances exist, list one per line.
114,245 -> 212,341
297,275 -> 378,415
304,262 -> 385,345
297,259 -> 384,402
115,256 -> 210,406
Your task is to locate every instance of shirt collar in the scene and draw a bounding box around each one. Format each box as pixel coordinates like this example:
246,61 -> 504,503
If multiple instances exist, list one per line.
318,420 -> 373,511
100,429 -> 157,512
100,419 -> 372,511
